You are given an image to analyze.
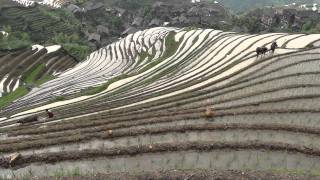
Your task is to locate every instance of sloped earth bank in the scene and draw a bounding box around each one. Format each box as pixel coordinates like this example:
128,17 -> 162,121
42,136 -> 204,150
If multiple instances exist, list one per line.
2,28 -> 320,179
3,142 -> 320,177
40,170 -> 319,180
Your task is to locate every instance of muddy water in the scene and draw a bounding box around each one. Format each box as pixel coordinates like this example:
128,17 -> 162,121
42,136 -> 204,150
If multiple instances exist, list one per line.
4,129 -> 320,157
1,150 -> 320,178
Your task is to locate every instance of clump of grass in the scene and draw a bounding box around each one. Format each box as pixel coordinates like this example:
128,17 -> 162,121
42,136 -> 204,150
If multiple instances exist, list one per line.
183,26 -> 198,31
306,43 -> 314,49
35,75 -> 55,86
138,31 -> 180,73
50,96 -> 66,103
81,74 -> 130,95
23,64 -> 46,84
53,166 -> 82,177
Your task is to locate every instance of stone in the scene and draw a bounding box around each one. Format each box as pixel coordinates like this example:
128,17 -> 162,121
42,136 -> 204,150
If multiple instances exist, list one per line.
9,153 -> 21,164
205,107 -> 214,118
108,130 -> 113,135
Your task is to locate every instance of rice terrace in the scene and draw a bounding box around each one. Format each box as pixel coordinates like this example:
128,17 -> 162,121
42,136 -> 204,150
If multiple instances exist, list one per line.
2,0 -> 320,179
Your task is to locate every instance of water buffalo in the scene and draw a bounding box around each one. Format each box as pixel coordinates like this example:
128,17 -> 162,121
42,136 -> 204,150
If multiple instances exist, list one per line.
17,116 -> 38,124
256,47 -> 268,58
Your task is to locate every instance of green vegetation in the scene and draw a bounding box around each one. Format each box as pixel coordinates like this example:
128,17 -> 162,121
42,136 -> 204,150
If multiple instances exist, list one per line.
77,32 -> 181,96
219,0 -> 320,12
302,21 -> 320,33
51,166 -> 82,178
35,75 -> 55,86
73,0 -> 90,5
0,26 -> 32,50
114,0 -> 152,10
138,32 -> 180,73
23,64 -> 46,84
183,26 -> 199,31
139,51 -> 150,62
306,43 -> 315,49
80,74 -> 130,95
39,7 -> 79,24
232,15 -> 262,33
50,96 -> 66,103
0,6 -> 91,59
55,96 -> 66,101
0,87 -> 28,109
162,32 -> 180,59
51,33 -> 92,60
0,6 -> 81,42
0,64 -> 56,109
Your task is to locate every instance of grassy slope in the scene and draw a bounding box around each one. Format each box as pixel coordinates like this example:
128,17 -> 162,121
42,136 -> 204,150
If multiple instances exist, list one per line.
0,5 -> 91,60
24,64 -> 46,84
0,87 -> 28,109
0,63 -> 54,109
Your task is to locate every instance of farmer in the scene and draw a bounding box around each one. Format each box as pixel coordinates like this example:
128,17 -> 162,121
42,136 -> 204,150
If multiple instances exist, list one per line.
271,41 -> 278,54
46,109 -> 54,118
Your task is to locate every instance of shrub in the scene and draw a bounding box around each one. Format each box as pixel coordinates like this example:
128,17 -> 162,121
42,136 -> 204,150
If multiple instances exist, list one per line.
0,27 -> 32,50
50,33 -> 93,60
114,0 -> 151,10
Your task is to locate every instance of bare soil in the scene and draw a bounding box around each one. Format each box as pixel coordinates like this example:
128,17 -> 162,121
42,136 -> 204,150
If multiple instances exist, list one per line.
2,141 -> 320,169
38,170 -> 320,180
2,122 -> 320,154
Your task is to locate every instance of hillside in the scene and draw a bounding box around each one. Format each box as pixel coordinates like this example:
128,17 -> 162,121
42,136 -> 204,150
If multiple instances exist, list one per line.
0,27 -> 320,178
0,45 -> 78,109
1,0 -> 233,60
2,0 -> 319,62
219,0 -> 320,12
0,4 -> 92,60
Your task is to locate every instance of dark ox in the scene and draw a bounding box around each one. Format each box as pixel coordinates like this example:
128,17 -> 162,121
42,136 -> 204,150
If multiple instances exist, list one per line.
256,47 -> 268,57
17,116 -> 38,124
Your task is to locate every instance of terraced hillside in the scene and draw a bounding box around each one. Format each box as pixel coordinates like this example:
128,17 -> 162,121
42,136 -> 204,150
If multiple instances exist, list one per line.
1,27 -> 320,178
9,0 -> 68,8
0,6 -> 81,42
0,45 -> 78,109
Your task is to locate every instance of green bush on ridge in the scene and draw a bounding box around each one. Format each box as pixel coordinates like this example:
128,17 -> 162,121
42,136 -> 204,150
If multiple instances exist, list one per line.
50,33 -> 93,60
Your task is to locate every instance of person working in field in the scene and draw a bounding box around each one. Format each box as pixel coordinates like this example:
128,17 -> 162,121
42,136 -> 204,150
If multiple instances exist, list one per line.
46,109 -> 54,118
271,41 -> 278,54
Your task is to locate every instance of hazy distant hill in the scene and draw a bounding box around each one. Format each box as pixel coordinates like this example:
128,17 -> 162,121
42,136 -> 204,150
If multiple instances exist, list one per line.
218,0 -> 320,12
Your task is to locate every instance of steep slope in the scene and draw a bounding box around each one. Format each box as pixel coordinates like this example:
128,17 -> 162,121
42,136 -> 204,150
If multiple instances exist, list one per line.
0,45 -> 78,109
0,6 -> 82,43
219,0 -> 320,12
9,0 -> 68,8
4,27 -> 320,115
1,27 -> 320,177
